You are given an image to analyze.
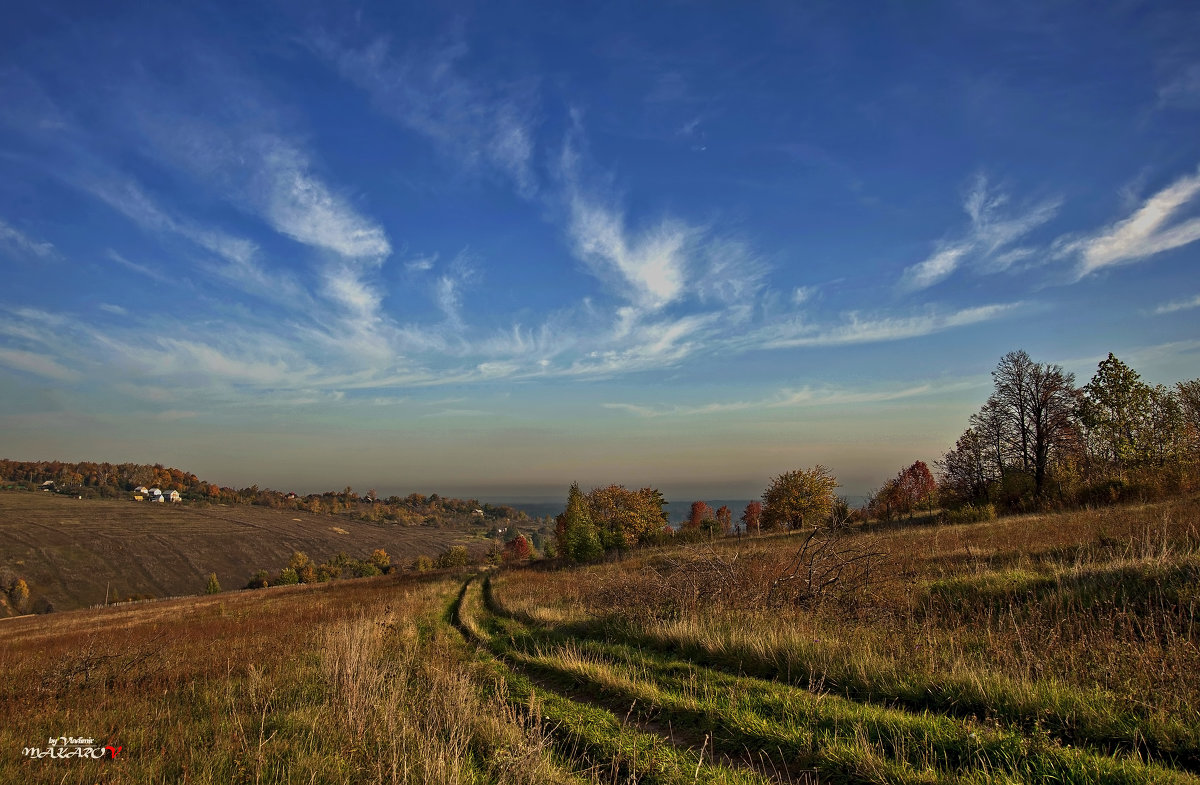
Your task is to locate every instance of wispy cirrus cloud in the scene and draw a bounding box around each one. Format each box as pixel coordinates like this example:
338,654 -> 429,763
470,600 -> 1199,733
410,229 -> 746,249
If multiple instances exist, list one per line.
405,254 -> 437,273
556,129 -> 765,317
84,175 -> 313,304
317,32 -> 537,196
603,379 -> 980,418
84,175 -> 256,264
751,302 -> 1023,349
113,68 -> 391,323
1158,64 -> 1200,109
901,244 -> 972,292
1153,293 -> 1200,315
0,218 -> 55,259
106,249 -> 171,284
0,347 -> 79,382
1068,167 -> 1200,278
249,138 -> 391,260
566,192 -> 692,311
129,113 -> 391,263
900,175 -> 1060,291
565,312 -> 720,377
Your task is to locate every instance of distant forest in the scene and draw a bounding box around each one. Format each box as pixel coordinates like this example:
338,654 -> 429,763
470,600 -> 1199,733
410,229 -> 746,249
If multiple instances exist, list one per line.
0,459 -> 526,526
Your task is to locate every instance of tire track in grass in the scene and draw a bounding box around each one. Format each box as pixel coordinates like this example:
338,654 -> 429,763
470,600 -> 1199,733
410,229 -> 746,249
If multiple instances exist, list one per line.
450,578 -> 806,785
483,577 -> 1200,785
487,573 -> 1200,775
462,579 -> 944,785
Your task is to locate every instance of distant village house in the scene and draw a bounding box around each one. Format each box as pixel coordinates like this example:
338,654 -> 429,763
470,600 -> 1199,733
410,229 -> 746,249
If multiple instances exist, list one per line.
132,487 -> 181,502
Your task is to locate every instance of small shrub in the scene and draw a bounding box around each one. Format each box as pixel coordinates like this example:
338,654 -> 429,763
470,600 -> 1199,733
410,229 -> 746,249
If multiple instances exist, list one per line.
8,578 -> 29,613
437,546 -> 470,569
275,567 -> 299,586
354,562 -> 381,578
941,503 -> 997,525
205,573 -> 221,594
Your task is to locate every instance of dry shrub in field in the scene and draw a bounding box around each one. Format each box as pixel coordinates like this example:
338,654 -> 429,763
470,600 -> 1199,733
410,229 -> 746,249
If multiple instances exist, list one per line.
589,527 -> 892,619
38,632 -> 168,696
768,524 -> 889,607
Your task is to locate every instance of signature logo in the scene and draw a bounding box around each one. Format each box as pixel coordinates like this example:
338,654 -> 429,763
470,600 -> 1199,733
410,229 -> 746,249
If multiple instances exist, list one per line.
22,737 -> 122,760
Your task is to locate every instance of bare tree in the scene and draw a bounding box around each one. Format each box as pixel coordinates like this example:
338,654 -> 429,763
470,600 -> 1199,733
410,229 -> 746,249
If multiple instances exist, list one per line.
992,350 -> 1035,474
1024,361 -> 1078,499
970,395 -> 1014,482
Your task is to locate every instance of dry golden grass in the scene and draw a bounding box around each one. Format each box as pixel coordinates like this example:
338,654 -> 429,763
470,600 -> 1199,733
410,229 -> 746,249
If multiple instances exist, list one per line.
0,572 -> 581,784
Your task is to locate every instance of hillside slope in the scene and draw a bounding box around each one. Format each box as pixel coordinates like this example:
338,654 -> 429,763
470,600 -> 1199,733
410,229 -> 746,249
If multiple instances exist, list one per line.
0,492 -> 482,612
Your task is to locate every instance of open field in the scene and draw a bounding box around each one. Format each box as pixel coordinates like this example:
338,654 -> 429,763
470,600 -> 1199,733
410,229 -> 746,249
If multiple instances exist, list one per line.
0,571 -> 590,784
0,491 -> 485,612
481,496 -> 1200,783
2,497 -> 1197,783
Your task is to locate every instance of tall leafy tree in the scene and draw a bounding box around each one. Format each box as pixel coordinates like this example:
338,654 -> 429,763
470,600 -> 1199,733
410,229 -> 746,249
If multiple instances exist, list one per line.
761,466 -> 840,530
1081,353 -> 1153,474
1145,385 -> 1187,468
555,482 -> 603,563
585,484 -> 668,548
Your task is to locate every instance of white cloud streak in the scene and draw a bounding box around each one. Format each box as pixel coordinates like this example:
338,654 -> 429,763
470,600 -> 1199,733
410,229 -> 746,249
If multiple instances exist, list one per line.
1074,168 -> 1200,277
567,195 -> 691,311
319,34 -> 537,196
1153,293 -> 1200,315
1159,64 -> 1200,109
603,380 -> 978,419
250,138 -> 391,260
753,303 -> 1022,349
0,347 -> 79,382
106,250 -> 171,284
900,175 -> 1060,291
0,219 -> 54,259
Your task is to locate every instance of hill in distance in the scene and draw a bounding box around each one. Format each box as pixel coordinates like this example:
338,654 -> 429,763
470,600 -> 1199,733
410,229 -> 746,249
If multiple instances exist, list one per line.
0,491 -> 494,613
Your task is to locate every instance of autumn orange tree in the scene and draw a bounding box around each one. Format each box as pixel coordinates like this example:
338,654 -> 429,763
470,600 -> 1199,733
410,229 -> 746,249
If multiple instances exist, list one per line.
502,534 -> 532,562
897,460 -> 937,518
585,484 -> 669,548
761,466 -> 840,531
685,501 -> 714,531
740,501 -> 762,533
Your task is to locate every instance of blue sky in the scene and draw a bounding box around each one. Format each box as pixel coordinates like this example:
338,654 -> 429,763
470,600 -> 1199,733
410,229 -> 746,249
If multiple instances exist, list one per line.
1,1 -> 1198,500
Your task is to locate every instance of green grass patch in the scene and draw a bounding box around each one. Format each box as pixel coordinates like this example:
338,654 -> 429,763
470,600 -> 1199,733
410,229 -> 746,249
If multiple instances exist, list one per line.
486,575 -> 1200,782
